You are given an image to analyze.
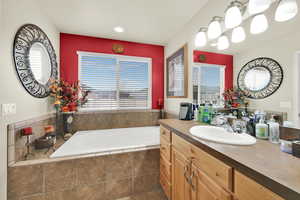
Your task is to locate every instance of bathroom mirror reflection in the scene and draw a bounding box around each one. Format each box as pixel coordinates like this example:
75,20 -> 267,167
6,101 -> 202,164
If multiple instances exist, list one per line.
244,67 -> 271,91
192,63 -> 225,105
29,42 -> 52,84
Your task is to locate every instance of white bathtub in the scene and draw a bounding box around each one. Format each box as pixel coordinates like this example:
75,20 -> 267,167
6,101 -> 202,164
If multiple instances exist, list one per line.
50,126 -> 160,158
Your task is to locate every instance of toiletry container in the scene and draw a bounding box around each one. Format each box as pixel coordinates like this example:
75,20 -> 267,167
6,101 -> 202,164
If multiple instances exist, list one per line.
194,107 -> 198,121
255,118 -> 268,139
292,141 -> 300,158
198,104 -> 205,122
280,140 -> 293,154
202,104 -> 211,124
268,116 -> 280,144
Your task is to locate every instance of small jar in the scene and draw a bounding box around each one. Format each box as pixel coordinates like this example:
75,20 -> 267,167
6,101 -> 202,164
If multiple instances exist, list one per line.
280,140 -> 293,154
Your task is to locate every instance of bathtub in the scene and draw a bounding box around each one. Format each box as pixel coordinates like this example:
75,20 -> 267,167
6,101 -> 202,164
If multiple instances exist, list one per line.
50,126 -> 160,158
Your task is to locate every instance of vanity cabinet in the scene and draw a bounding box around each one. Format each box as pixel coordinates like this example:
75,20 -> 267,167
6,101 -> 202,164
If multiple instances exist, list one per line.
171,133 -> 233,200
234,171 -> 284,200
160,126 -> 172,200
172,149 -> 191,200
159,125 -> 286,200
190,164 -> 232,200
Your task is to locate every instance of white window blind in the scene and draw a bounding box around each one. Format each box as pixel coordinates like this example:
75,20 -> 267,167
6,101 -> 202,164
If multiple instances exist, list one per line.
78,52 -> 151,110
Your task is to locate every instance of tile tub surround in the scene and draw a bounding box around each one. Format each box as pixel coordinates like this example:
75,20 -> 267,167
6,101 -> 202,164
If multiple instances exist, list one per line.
7,113 -> 58,165
8,109 -> 161,164
8,149 -> 166,200
71,109 -> 161,132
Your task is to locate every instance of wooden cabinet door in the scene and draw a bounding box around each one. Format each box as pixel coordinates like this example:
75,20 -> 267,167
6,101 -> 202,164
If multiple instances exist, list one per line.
172,149 -> 191,200
191,164 -> 232,200
234,171 -> 284,200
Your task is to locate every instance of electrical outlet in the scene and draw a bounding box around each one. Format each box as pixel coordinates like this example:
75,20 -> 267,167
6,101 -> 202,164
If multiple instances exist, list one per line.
10,104 -> 16,114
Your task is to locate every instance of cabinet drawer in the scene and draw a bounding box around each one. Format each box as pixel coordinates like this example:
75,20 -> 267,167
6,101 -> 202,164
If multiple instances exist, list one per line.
190,144 -> 233,191
161,138 -> 171,161
172,134 -> 191,157
160,172 -> 172,200
160,126 -> 171,143
234,171 -> 284,200
160,156 -> 171,181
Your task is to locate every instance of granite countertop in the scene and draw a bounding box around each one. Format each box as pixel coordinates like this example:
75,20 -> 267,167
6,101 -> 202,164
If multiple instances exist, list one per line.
159,119 -> 300,200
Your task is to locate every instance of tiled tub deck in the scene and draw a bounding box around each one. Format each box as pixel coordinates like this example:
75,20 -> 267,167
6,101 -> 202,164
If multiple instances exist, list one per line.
8,149 -> 166,200
8,110 -> 161,164
7,110 -> 166,200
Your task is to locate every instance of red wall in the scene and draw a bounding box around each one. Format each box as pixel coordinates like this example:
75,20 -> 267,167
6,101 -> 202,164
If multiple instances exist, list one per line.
193,51 -> 233,90
60,33 -> 164,109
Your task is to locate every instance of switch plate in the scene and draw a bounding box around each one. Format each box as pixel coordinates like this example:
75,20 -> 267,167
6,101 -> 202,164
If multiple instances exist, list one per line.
1,103 -> 16,116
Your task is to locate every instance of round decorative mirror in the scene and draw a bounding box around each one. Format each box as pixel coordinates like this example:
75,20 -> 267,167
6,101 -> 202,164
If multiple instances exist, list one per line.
237,57 -> 283,99
29,42 -> 52,85
13,24 -> 58,98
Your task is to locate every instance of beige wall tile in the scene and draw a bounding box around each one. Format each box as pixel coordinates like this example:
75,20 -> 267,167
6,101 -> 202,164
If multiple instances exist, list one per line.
133,173 -> 160,194
105,178 -> 132,200
21,194 -> 46,200
44,160 -> 76,192
8,165 -> 43,199
104,153 -> 133,181
132,149 -> 159,177
76,156 -> 105,185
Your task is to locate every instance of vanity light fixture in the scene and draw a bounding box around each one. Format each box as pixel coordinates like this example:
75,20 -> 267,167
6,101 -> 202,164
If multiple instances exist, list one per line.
275,0 -> 298,22
250,14 -> 269,34
195,28 -> 208,47
196,0 -> 296,51
248,0 -> 272,15
207,16 -> 223,39
225,1 -> 244,29
217,35 -> 230,50
114,26 -> 124,33
231,26 -> 246,43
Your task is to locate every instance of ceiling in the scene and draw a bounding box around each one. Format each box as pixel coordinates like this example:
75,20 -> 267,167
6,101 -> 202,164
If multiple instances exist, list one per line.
35,0 -> 208,45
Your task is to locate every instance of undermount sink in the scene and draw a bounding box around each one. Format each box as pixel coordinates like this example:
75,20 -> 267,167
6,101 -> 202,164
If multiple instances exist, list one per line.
189,126 -> 256,146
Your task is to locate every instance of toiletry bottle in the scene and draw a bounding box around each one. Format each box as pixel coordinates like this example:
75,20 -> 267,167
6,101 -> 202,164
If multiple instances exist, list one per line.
198,104 -> 205,122
255,118 -> 268,139
194,106 -> 198,121
268,115 -> 280,144
202,104 -> 210,124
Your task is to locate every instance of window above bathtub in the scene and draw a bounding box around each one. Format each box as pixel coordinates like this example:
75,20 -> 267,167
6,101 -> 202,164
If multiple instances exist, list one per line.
78,51 -> 152,110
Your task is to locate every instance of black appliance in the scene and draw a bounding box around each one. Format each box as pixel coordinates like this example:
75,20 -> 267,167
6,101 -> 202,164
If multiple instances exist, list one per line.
179,103 -> 193,120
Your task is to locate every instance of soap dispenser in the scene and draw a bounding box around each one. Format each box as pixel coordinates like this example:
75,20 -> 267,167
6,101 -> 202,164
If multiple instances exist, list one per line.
255,118 -> 268,140
268,115 -> 280,144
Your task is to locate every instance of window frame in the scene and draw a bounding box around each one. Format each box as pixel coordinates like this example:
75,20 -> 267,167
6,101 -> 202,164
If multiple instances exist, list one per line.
193,62 -> 226,107
77,51 -> 152,111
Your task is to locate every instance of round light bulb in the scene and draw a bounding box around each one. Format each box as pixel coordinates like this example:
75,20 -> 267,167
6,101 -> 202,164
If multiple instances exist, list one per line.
217,35 -> 230,50
114,26 -> 124,33
208,18 -> 222,39
275,0 -> 298,22
250,14 -> 268,34
248,0 -> 271,14
231,26 -> 246,43
195,31 -> 207,47
225,5 -> 242,29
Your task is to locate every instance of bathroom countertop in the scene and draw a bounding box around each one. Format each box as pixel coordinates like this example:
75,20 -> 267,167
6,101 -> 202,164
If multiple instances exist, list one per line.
159,119 -> 300,200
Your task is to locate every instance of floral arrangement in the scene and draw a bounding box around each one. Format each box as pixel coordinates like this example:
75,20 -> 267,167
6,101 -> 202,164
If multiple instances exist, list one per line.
49,79 -> 89,112
222,88 -> 248,108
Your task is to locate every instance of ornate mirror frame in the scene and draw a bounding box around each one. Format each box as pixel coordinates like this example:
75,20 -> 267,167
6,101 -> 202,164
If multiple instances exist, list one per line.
13,24 -> 58,98
237,57 -> 283,99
